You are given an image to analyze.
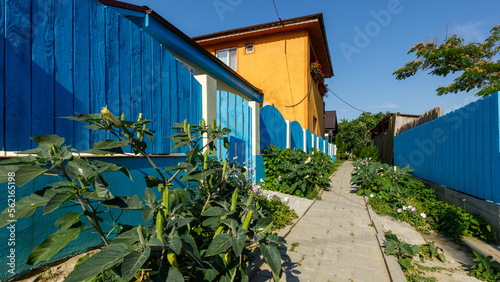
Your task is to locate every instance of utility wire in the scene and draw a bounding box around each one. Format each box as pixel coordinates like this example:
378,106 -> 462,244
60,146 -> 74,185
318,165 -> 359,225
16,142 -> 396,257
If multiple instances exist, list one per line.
272,0 -> 284,25
329,89 -> 367,113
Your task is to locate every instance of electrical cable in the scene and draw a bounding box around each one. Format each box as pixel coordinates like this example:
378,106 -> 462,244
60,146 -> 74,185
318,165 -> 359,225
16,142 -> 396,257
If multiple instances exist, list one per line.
328,89 -> 367,113
272,0 -> 284,26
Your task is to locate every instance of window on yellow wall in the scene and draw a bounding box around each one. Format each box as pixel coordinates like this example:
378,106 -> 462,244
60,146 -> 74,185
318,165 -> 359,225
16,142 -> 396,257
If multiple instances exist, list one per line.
216,47 -> 237,71
246,43 -> 254,53
313,117 -> 317,133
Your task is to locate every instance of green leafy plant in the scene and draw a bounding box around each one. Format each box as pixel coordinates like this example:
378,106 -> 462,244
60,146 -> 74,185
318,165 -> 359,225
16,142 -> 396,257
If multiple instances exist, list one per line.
359,145 -> 379,161
471,250 -> 500,282
262,145 -> 334,199
394,25 -> 500,97
351,160 -> 496,243
384,231 -> 445,272
0,108 -> 284,281
255,193 -> 297,231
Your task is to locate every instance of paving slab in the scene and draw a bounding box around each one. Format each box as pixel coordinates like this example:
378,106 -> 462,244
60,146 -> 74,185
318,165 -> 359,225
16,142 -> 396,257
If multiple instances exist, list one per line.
251,161 -> 391,281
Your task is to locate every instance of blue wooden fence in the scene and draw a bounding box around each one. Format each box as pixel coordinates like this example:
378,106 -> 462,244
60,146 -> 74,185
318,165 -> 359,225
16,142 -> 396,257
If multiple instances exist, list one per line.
291,121 -> 304,149
260,105 -> 287,153
394,92 -> 500,203
0,0 -> 201,154
216,91 -> 253,163
305,129 -> 312,153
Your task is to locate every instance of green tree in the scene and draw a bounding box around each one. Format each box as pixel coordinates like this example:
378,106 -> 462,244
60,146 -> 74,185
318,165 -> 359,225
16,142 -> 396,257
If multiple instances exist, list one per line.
394,25 -> 500,97
338,112 -> 385,156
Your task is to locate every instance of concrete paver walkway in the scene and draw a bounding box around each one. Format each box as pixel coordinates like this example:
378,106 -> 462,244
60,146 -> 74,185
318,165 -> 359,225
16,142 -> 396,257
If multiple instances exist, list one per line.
252,161 -> 391,282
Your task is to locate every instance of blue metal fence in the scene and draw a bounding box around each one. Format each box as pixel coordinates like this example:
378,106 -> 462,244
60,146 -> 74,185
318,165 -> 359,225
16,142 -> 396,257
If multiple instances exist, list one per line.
394,92 -> 500,203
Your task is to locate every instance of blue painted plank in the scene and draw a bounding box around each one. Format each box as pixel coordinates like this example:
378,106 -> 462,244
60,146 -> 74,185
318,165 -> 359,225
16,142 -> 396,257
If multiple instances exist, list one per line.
177,64 -> 190,154
0,0 -> 3,150
160,47 -> 171,153
470,102 -> 478,197
105,7 -> 120,141
475,100 -> 484,199
483,96 -> 492,201
449,113 -> 456,190
151,40 -> 162,153
236,95 -> 243,162
219,91 -> 228,159
141,33 -> 153,151
32,0 -> 55,142
73,0 -> 91,151
228,93 -> 236,160
216,90 -> 221,159
168,54 -> 178,153
90,1 -> 106,144
118,16 -> 131,152
190,76 -> 200,126
291,121 -> 303,150
243,100 -> 249,164
130,26 -> 142,127
196,79 -> 202,128
463,104 -> 472,195
55,0 -> 74,145
5,0 -> 31,151
458,109 -> 465,193
492,93 -> 500,202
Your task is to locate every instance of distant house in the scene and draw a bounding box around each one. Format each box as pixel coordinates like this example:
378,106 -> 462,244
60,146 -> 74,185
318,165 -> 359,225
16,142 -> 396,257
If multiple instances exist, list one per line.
324,110 -> 338,142
193,14 -> 334,136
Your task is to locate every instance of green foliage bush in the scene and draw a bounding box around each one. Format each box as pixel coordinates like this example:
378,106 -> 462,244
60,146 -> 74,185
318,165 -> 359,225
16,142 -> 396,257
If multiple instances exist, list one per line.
359,145 -> 379,161
337,112 -> 386,157
0,110 -> 285,281
262,145 -> 334,199
254,192 -> 297,231
471,250 -> 500,281
351,160 -> 496,243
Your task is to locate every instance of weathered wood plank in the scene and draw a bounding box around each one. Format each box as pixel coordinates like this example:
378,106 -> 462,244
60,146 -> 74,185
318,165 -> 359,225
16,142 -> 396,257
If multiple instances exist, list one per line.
118,16 -> 131,152
73,0 -> 91,150
5,0 -> 32,150
160,47 -> 171,152
151,39 -> 162,153
105,7 -> 120,141
130,25 -> 142,129
90,1 -> 106,144
32,0 -> 55,142
0,0 -> 4,150
141,32 -> 153,150
168,55 -> 178,152
55,0 -> 74,146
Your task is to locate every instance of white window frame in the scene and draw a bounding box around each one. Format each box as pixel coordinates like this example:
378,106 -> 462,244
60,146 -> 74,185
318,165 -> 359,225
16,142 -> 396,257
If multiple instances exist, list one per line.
245,43 -> 254,53
216,47 -> 237,71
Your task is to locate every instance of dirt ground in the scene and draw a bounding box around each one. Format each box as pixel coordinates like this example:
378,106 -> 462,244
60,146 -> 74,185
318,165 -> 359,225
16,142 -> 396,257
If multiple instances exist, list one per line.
416,231 -> 481,281
13,249 -> 100,282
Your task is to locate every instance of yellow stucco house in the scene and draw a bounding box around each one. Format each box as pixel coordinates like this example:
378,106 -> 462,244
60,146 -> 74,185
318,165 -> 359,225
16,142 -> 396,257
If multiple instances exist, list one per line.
193,14 -> 334,136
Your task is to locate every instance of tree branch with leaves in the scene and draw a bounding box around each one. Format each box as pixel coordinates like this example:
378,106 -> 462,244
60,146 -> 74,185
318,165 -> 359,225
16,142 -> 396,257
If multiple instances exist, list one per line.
394,25 -> 500,97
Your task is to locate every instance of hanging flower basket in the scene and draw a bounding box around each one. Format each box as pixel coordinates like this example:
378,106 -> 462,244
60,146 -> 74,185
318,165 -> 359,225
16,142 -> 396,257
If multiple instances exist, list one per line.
310,61 -> 328,96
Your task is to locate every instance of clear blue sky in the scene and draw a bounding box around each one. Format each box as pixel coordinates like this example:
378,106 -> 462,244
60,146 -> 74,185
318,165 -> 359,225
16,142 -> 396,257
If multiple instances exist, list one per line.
124,0 -> 500,121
